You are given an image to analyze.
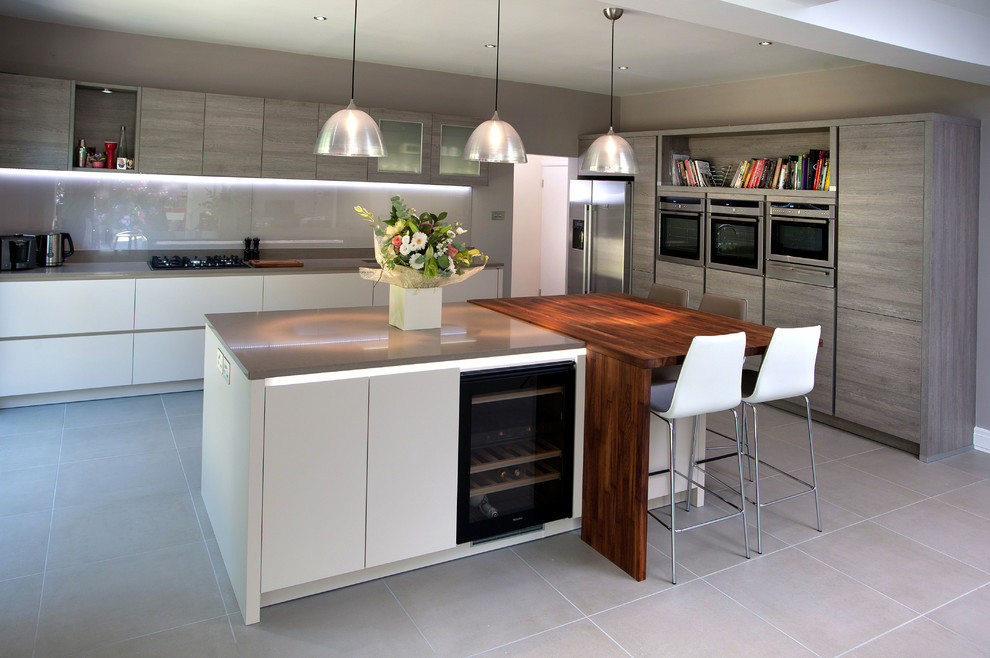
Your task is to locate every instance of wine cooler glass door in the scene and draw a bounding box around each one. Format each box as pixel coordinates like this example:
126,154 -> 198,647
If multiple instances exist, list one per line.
457,361 -> 576,544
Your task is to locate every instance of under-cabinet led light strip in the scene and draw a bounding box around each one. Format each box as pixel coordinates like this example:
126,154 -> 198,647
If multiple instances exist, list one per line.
264,348 -> 586,387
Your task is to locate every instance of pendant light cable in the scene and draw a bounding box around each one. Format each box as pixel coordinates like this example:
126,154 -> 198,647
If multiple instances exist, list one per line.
494,0 -> 501,112
608,12 -> 615,129
350,0 -> 358,101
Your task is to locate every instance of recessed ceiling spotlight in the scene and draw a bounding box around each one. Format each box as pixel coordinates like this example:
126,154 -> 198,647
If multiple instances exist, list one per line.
314,15 -> 327,21
758,40 -> 773,46
101,88 -> 112,94
484,43 -> 497,48
617,65 -> 629,70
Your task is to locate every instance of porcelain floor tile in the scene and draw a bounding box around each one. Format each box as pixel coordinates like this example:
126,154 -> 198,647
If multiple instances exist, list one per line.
798,521 -> 989,613
925,585 -> 990,649
233,580 -> 433,658
936,479 -> 990,521
512,531 -> 678,615
64,394 -> 166,428
0,574 -> 44,658
849,617 -> 988,657
839,446 -> 983,497
0,509 -> 50,581
0,429 -> 61,472
55,450 -> 187,509
46,491 -> 202,570
743,473 -> 863,547
875,499 -> 990,573
810,461 -> 927,518
34,542 -> 225,657
937,449 -> 990,479
0,465 -> 56,518
705,548 -> 915,656
59,417 -> 177,463
385,548 -> 581,657
593,579 -> 815,657
74,616 -> 238,658
0,404 -> 64,437
477,619 -> 627,657
162,390 -> 204,418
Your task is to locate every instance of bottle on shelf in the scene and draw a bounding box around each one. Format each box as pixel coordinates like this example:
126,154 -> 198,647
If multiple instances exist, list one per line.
77,139 -> 87,168
117,125 -> 127,169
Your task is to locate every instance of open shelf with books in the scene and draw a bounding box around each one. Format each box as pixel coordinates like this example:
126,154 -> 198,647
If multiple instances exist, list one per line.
657,122 -> 836,199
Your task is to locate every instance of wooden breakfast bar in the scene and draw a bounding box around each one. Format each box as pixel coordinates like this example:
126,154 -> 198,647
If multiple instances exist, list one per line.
470,293 -> 776,581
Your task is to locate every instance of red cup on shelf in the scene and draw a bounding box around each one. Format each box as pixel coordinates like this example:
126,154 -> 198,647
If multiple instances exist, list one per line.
104,142 -> 118,169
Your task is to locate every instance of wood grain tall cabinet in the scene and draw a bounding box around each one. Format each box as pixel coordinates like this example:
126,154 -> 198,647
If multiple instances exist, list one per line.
835,115 -> 980,461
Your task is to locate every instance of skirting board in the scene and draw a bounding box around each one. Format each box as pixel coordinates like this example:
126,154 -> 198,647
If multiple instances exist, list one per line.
975,426 -> 990,453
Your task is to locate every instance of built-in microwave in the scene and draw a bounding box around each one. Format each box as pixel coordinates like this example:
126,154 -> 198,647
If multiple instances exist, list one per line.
657,195 -> 705,267
706,198 -> 763,274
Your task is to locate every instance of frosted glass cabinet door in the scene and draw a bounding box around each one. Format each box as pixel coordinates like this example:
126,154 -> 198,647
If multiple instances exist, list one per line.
261,378 -> 370,592
366,368 -> 459,567
368,109 -> 433,184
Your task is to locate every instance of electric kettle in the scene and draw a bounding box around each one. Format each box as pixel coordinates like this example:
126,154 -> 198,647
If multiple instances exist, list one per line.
36,232 -> 74,267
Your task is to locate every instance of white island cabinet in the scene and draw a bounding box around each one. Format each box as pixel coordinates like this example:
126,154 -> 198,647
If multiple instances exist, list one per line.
202,303 -> 585,624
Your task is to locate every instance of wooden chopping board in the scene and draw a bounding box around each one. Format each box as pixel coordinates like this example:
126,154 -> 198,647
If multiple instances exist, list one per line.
247,259 -> 304,268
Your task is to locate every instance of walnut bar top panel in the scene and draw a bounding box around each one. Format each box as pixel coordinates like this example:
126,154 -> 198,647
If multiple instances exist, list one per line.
206,302 -> 584,380
471,293 -> 775,369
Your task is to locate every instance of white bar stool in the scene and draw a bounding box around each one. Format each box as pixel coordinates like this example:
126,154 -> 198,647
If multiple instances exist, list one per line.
648,331 -> 750,584
741,325 -> 823,553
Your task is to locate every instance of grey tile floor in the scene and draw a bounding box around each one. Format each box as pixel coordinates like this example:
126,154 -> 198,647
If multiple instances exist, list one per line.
2,392 -> 990,657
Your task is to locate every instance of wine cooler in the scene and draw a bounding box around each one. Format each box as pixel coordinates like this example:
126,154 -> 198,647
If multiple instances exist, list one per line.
457,361 -> 576,544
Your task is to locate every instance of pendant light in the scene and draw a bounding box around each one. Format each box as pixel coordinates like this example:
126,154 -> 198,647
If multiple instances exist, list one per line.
581,8 -> 638,175
314,0 -> 387,157
463,0 -> 527,164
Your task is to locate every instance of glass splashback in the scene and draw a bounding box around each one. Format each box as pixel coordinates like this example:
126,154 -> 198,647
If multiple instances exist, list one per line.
0,169 -> 471,252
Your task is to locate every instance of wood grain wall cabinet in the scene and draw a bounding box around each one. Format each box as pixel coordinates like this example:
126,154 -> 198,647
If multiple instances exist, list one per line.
261,99 -> 319,179
203,93 -> 263,177
835,116 -> 980,460
629,135 -> 658,298
313,102 -> 370,182
763,278 -> 835,415
655,260 -> 705,310
137,88 -> 205,175
704,268 -> 764,325
0,73 -> 71,170
368,108 -> 433,184
429,114 -> 488,186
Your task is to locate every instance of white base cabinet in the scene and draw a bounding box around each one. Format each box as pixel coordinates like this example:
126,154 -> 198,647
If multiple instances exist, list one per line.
0,333 -> 133,397
132,328 -> 206,385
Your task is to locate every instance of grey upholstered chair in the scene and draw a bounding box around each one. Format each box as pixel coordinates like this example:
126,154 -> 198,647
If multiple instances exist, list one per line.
647,283 -> 690,307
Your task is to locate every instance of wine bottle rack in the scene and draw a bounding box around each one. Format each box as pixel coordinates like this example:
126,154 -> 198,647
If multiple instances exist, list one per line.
469,436 -> 562,473
469,460 -> 561,496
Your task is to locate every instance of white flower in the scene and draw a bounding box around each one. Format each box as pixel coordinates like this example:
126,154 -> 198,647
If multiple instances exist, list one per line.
409,253 -> 426,270
399,242 -> 412,256
409,232 -> 428,250
455,226 -> 466,235
446,230 -> 455,239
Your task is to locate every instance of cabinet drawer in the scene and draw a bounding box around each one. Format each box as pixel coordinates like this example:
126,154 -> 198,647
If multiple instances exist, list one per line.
0,333 -> 133,396
834,307 -> 921,443
262,273 -> 373,311
133,329 -> 205,384
135,276 -> 263,330
0,279 -> 135,338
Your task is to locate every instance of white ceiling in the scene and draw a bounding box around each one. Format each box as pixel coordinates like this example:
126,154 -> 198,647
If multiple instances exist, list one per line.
0,0 -> 987,95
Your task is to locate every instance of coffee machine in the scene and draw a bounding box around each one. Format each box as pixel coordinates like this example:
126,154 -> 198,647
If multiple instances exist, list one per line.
0,235 -> 37,270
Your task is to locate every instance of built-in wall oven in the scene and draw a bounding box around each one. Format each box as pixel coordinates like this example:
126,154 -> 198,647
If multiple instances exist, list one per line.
765,199 -> 836,287
457,361 -> 576,544
657,195 -> 705,266
706,197 -> 764,274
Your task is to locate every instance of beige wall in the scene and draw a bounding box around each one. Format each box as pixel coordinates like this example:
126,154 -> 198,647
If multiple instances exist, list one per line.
0,16 -> 607,158
622,63 -> 990,435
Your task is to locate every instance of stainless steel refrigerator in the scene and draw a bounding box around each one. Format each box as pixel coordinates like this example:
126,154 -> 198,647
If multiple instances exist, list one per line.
566,178 -> 632,294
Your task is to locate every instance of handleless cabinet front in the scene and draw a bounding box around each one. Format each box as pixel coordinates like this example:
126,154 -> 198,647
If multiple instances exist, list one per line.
262,99 -> 318,179
203,93 -> 264,177
0,72 -> 71,170
0,279 -> 135,338
262,273 -> 373,311
134,276 -> 263,330
138,88 -> 206,175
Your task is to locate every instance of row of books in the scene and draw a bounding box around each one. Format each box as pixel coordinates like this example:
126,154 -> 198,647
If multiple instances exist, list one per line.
670,154 -> 716,187
727,150 -> 830,190
670,150 -> 830,190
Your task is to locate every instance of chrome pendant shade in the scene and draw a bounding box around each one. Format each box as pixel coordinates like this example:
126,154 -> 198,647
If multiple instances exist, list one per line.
581,8 -> 638,175
463,0 -> 527,164
314,0 -> 386,157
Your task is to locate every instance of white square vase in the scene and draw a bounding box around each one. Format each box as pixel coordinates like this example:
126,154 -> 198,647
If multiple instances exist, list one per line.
389,285 -> 442,330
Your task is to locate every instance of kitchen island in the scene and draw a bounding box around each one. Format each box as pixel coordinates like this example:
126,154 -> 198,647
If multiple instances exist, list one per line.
201,302 -> 585,624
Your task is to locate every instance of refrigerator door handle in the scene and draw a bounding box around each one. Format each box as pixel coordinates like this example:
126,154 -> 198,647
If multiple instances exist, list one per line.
583,204 -> 593,293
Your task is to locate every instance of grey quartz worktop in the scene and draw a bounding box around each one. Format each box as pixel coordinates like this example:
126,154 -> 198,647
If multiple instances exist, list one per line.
206,302 -> 584,380
0,258 -> 502,282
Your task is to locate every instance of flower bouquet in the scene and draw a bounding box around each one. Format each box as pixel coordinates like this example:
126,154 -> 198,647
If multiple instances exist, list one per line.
355,195 -> 487,330
355,195 -> 487,288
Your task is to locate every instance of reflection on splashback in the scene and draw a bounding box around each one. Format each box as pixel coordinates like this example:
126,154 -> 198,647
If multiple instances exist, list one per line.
0,169 -> 472,252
